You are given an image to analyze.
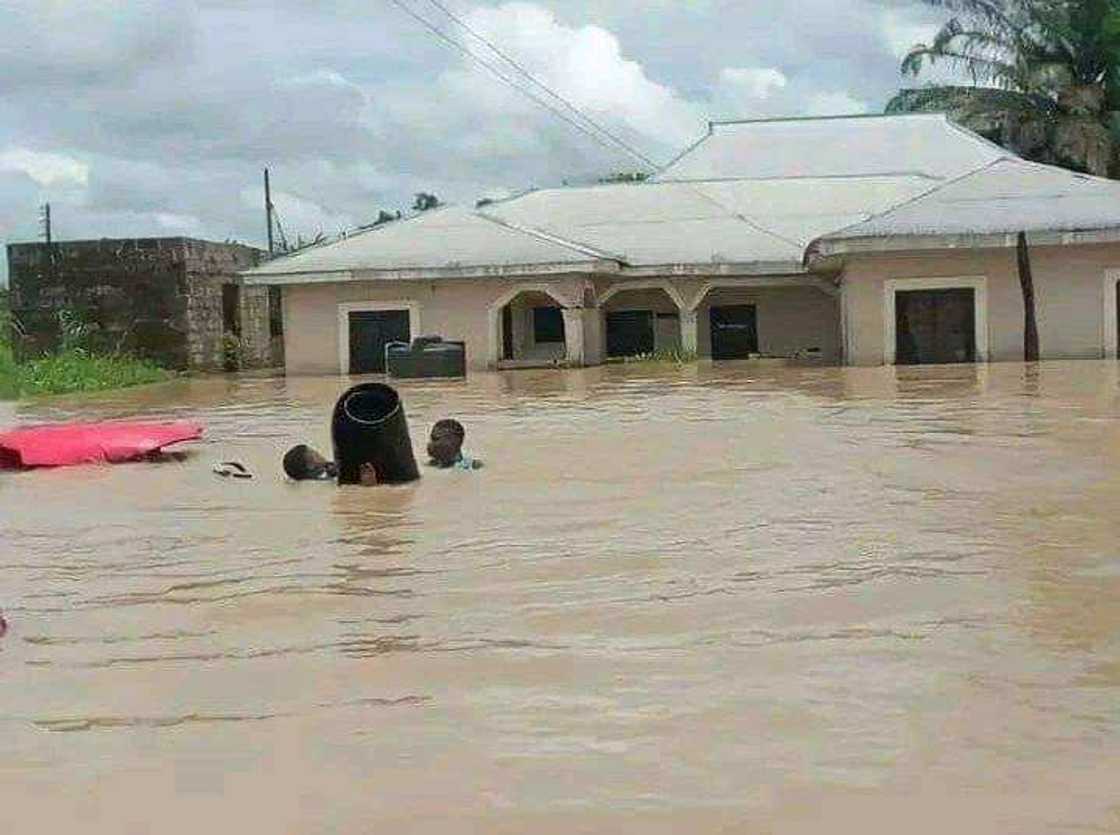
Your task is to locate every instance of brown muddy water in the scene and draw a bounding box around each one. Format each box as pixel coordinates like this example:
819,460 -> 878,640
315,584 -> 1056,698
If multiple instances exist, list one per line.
2,361 -> 1119,834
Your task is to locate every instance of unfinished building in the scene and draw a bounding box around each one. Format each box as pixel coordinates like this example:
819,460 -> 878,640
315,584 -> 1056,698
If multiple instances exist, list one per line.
6,237 -> 283,371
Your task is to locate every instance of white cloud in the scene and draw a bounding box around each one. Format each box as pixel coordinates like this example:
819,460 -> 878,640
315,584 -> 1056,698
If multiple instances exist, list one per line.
459,2 -> 706,149
154,212 -> 200,232
805,91 -> 869,117
0,147 -> 89,187
720,67 -> 788,100
881,10 -> 939,60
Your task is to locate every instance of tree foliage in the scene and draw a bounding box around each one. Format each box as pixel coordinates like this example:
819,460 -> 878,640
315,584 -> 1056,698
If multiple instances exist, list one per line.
597,172 -> 650,184
413,192 -> 441,211
887,0 -> 1120,175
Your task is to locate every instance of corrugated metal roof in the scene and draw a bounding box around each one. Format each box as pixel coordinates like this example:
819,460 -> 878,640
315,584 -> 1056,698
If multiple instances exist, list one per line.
814,158 -> 1120,250
481,175 -> 937,268
655,114 -> 1007,182
244,116 -> 1120,283
245,205 -> 611,277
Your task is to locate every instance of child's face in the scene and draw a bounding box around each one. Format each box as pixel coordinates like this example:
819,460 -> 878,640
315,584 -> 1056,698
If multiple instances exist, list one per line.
428,435 -> 462,466
359,462 -> 379,486
304,447 -> 332,478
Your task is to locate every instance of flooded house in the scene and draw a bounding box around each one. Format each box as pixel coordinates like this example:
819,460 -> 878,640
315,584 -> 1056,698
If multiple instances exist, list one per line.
243,114 -> 1120,374
7,237 -> 283,371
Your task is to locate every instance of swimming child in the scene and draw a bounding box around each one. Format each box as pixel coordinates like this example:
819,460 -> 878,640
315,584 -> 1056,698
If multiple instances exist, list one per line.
282,444 -> 338,481
426,419 -> 483,470
284,443 -> 385,486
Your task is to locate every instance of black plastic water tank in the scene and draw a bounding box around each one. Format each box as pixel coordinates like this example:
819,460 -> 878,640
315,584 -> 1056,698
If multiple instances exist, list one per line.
330,383 -> 420,485
386,336 -> 466,379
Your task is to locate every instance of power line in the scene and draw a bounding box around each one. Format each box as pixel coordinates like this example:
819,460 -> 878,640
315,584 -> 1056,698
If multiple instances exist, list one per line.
386,0 -> 657,170
388,0 -> 797,251
419,0 -> 659,170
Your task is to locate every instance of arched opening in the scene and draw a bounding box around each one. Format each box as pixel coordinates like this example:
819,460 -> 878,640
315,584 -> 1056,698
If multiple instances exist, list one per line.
692,281 -> 840,363
600,284 -> 684,359
496,289 -> 567,367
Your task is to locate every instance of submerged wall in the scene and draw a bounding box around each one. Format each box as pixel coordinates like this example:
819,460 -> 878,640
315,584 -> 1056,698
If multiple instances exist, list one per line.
841,243 -> 1120,365
695,285 -> 841,362
281,276 -> 590,374
280,274 -> 843,374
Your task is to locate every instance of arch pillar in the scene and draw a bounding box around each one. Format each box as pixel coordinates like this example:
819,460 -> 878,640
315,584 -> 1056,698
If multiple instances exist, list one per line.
486,282 -> 581,369
679,309 -> 699,355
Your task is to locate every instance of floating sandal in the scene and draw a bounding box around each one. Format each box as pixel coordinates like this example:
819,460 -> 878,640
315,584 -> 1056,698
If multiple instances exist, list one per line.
213,461 -> 253,479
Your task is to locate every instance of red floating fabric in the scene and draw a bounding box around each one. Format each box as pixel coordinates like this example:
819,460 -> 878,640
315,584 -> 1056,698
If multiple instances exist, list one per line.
0,421 -> 203,469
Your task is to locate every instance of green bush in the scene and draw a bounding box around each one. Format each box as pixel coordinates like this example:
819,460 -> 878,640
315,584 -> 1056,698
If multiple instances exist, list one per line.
14,351 -> 169,396
619,347 -> 698,365
0,301 -> 170,399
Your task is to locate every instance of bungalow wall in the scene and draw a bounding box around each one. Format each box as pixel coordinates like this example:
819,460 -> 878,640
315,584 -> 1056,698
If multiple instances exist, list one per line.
281,276 -> 588,374
842,243 -> 1120,365
280,276 -> 848,373
695,285 -> 841,362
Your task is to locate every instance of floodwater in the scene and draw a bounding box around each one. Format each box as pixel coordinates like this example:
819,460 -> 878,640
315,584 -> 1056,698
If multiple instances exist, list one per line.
2,360 -> 1119,834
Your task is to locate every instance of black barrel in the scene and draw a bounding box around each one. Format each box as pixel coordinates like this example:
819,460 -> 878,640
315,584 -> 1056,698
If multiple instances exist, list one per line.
386,336 -> 467,380
330,383 -> 420,485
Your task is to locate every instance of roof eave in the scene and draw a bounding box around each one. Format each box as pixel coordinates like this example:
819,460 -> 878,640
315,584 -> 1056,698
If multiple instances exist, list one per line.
620,261 -> 808,277
806,226 -> 1120,267
241,259 -> 621,285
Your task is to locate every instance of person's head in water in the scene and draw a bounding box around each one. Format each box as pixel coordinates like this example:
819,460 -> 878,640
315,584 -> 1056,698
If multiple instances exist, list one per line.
359,461 -> 379,486
282,444 -> 336,481
427,419 -> 465,468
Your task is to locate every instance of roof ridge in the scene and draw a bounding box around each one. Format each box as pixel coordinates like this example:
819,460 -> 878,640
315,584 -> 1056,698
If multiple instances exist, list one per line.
709,112 -> 944,127
473,210 -> 627,263
653,124 -> 715,180
682,181 -> 807,251
248,203 -> 462,271
804,157 -> 1008,257
938,114 -> 1021,162
1007,155 -> 1120,186
652,171 -> 944,185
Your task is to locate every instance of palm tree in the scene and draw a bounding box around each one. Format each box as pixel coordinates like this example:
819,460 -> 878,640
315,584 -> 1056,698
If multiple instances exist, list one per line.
886,0 -> 1120,177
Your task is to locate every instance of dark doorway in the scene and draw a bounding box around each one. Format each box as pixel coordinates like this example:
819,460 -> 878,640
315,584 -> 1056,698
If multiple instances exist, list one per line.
710,304 -> 758,360
502,305 -> 514,360
222,284 -> 241,336
348,309 -> 410,374
606,310 -> 655,357
895,288 -> 976,365
533,306 -> 565,344
268,286 -> 283,338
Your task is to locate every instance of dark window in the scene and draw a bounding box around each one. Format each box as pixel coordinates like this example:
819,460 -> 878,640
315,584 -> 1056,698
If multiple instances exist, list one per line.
222,284 -> 241,336
268,286 -> 283,338
502,305 -> 514,360
895,288 -> 976,365
533,306 -> 565,343
606,310 -> 655,357
348,309 -> 411,374
709,304 -> 758,360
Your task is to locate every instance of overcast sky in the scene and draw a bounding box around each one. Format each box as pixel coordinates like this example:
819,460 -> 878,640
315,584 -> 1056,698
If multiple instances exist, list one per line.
0,0 -> 951,284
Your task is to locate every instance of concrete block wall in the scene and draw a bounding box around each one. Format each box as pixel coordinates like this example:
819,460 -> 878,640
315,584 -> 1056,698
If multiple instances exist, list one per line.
7,238 -> 192,367
6,237 -> 273,372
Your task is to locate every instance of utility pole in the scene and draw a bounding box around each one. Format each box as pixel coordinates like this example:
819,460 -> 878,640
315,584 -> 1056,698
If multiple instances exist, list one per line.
264,168 -> 274,255
40,203 -> 51,245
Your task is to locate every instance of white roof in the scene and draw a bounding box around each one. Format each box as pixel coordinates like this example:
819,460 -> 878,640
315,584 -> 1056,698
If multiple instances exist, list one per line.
812,158 -> 1120,255
244,114 -> 1120,284
245,205 -> 613,278
480,175 -> 936,270
655,114 -> 1006,181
